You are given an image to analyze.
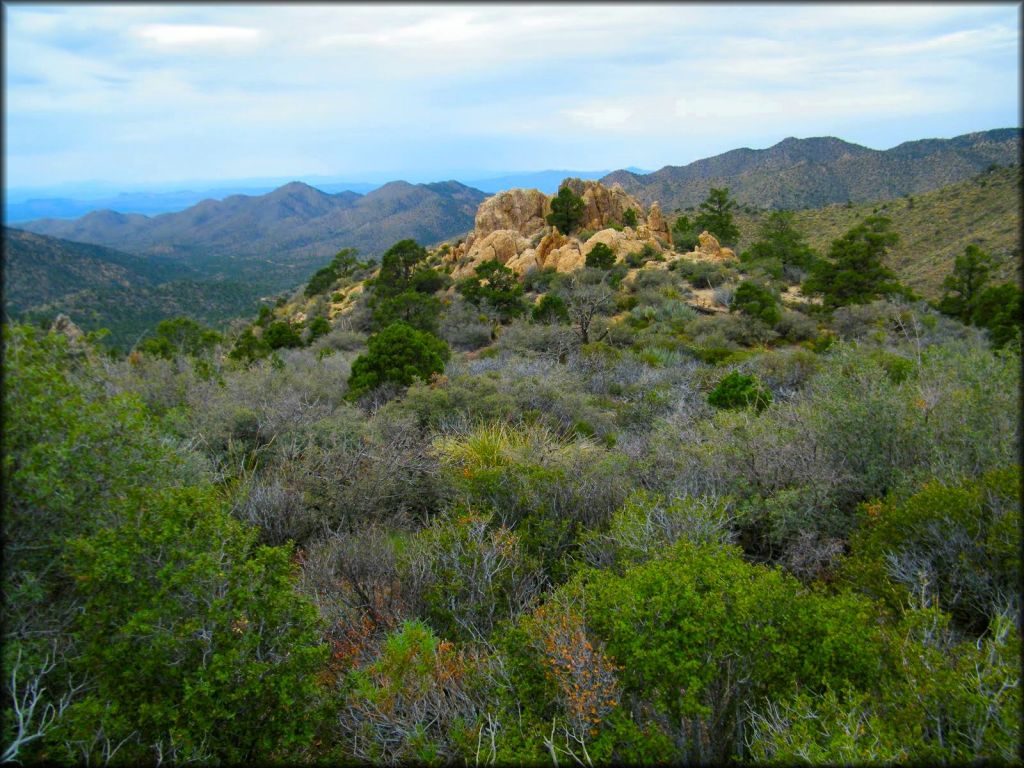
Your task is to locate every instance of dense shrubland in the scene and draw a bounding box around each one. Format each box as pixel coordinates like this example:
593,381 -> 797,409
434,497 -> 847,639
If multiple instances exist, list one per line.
4,203 -> 1020,764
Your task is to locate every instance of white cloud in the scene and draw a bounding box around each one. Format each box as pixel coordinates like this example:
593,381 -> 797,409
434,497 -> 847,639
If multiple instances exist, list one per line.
3,3 -> 1019,187
135,24 -> 261,47
563,106 -> 633,130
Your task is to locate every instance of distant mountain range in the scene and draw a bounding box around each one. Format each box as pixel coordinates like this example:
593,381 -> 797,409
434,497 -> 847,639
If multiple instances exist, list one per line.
5,169 -> 651,222
4,182 -> 382,221
602,128 -> 1020,211
464,168 -> 650,194
2,227 -> 260,349
18,180 -> 488,292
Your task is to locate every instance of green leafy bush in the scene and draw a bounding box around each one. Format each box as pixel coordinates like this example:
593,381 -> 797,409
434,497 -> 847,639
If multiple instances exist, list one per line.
138,316 -> 222,359
532,293 -> 570,324
731,280 -> 782,325
59,486 -> 328,764
574,541 -> 885,762
456,259 -> 525,320
347,322 -> 450,399
585,242 -> 616,269
844,467 -> 1020,633
263,320 -> 303,350
707,371 -> 773,411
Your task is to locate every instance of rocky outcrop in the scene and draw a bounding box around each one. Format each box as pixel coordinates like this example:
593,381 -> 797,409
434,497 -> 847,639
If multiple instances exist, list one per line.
471,230 -> 532,266
442,180 -> 675,279
560,178 -> 647,232
473,188 -> 550,239
646,202 -> 672,245
683,231 -> 736,262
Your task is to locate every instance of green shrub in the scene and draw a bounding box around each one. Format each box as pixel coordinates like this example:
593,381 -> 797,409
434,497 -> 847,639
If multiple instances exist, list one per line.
844,467 -> 1020,633
574,541 -> 885,762
305,315 -> 331,344
586,242 -> 616,269
263,320 -> 303,350
532,293 -> 570,324
971,282 -> 1022,348
457,259 -> 525,321
707,371 -> 772,412
624,243 -> 661,268
347,323 -> 450,399
731,281 -> 782,326
58,486 -> 328,764
138,316 -> 222,359
305,247 -> 359,297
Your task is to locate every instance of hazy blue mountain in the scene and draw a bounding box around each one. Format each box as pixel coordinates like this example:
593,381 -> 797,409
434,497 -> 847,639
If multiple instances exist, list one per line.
19,180 -> 487,291
5,182 -> 383,222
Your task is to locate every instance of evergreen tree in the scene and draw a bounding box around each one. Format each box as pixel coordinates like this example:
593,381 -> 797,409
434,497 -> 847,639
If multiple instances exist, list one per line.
546,186 -> 586,235
971,283 -> 1022,348
374,239 -> 428,299
347,322 -> 450,398
803,215 -> 901,309
263,320 -> 303,350
731,280 -> 782,326
371,290 -> 443,334
743,210 -> 816,270
938,244 -> 995,322
695,187 -> 740,246
456,260 -> 525,320
672,214 -> 700,252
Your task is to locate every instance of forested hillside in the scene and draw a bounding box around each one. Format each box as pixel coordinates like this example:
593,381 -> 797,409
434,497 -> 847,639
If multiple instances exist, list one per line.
4,178 -> 1020,765
2,228 -> 260,349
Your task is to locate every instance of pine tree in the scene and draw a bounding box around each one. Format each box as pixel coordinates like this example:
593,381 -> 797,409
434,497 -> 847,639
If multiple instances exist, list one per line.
695,187 -> 740,246
803,215 -> 901,309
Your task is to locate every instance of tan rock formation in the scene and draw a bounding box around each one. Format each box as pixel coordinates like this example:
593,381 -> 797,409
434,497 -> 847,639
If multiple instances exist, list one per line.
535,230 -> 568,265
687,231 -> 737,262
646,202 -> 672,246
560,178 -> 647,232
473,188 -> 550,239
472,230 -> 532,266
543,240 -> 586,273
582,229 -> 647,261
442,180 -> 676,280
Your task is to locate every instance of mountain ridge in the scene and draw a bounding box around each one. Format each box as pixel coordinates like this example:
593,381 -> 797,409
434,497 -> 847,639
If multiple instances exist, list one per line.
601,128 -> 1020,210
19,180 -> 488,291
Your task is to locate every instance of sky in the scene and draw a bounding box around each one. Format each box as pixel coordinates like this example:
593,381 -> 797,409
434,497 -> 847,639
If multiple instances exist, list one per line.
4,2 -> 1020,193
